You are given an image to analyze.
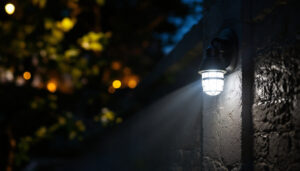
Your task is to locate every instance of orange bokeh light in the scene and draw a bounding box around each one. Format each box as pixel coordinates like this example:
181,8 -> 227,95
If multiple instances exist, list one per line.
23,71 -> 31,80
128,79 -> 138,89
111,61 -> 122,70
108,86 -> 115,94
47,81 -> 57,93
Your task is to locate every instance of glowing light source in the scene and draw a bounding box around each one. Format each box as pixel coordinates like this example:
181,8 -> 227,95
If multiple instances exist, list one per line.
198,29 -> 238,96
47,81 -> 57,93
59,17 -> 74,32
5,3 -> 15,15
32,75 -> 43,88
23,71 -> 31,80
128,79 -> 138,89
16,76 -> 25,86
200,70 -> 225,96
79,32 -> 104,52
112,80 -> 121,89
5,70 -> 14,82
108,86 -> 115,94
111,61 -> 121,70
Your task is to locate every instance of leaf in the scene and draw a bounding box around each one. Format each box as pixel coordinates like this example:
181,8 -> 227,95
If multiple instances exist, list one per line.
57,18 -> 76,32
35,127 -> 47,138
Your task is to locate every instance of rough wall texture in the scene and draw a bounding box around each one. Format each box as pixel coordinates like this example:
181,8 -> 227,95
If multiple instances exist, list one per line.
203,0 -> 300,170
245,0 -> 300,170
202,0 -> 242,170
253,42 -> 300,170
202,71 -> 242,171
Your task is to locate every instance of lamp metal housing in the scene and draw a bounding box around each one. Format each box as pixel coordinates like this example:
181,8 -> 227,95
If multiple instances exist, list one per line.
199,28 -> 238,96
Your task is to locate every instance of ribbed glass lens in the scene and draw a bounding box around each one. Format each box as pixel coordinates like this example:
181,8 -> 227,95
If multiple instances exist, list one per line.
201,71 -> 224,96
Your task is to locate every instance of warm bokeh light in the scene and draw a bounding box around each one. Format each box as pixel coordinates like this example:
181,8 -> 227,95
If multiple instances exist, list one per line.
31,75 -> 43,88
111,61 -> 122,70
123,67 -> 131,75
5,70 -> 14,82
16,76 -> 25,86
128,79 -> 138,89
23,71 -> 31,80
108,86 -> 115,94
5,3 -> 15,15
47,81 -> 57,93
79,32 -> 104,52
112,80 -> 121,89
60,17 -> 74,32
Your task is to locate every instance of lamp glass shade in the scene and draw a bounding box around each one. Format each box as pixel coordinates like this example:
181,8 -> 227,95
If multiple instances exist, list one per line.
201,70 -> 224,96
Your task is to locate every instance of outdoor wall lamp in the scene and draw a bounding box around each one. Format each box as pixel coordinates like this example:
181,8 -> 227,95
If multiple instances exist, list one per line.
198,29 -> 238,96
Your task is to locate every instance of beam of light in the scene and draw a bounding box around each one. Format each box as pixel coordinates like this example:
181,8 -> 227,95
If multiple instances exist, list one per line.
25,81 -> 204,170
62,81 -> 204,170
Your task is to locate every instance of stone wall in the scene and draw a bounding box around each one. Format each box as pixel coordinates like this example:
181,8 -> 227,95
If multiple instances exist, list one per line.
253,42 -> 300,171
245,0 -> 300,170
202,0 -> 300,170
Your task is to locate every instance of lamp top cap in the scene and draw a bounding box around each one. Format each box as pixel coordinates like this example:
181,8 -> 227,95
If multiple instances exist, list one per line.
199,28 -> 238,74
